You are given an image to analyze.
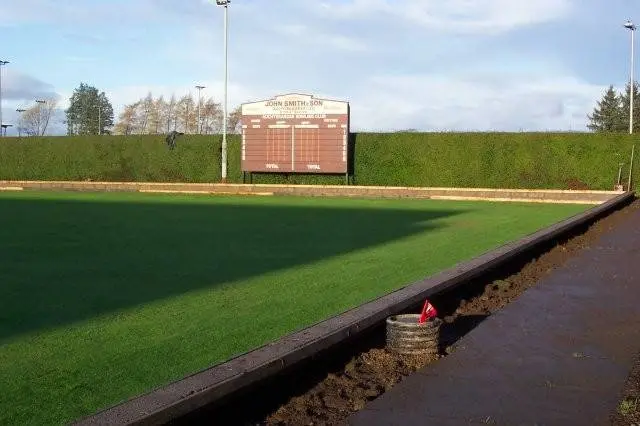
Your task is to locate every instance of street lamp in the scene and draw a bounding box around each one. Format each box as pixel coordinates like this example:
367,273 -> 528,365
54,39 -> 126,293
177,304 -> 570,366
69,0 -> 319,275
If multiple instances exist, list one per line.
95,103 -> 102,135
16,108 -> 25,137
0,60 -> 9,137
35,99 -> 46,136
196,85 -> 205,134
215,0 -> 230,182
624,20 -> 636,134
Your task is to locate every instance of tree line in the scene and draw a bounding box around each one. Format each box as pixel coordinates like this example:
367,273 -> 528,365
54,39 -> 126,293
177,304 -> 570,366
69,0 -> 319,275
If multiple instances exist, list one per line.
113,93 -> 242,136
588,82 -> 640,132
8,82 -> 243,137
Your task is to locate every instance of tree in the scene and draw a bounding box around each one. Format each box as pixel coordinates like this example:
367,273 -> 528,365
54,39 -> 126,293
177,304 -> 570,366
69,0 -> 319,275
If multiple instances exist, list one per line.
65,83 -> 114,135
587,86 -> 624,132
166,95 -> 178,133
227,105 -> 242,134
201,98 -> 223,134
619,81 -> 640,133
176,94 -> 196,134
21,98 -> 58,136
112,92 -> 238,135
113,103 -> 138,135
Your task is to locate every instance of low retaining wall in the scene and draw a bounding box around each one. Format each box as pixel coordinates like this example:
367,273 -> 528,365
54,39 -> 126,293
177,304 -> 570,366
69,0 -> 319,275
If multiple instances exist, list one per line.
73,191 -> 635,425
0,180 -> 624,204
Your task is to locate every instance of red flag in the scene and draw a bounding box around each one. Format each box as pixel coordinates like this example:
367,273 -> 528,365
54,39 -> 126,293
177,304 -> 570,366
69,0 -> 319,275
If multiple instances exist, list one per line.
418,299 -> 438,323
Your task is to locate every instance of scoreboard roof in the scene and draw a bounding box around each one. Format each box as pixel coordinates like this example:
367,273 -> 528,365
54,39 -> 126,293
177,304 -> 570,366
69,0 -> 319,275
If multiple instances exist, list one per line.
241,93 -> 349,117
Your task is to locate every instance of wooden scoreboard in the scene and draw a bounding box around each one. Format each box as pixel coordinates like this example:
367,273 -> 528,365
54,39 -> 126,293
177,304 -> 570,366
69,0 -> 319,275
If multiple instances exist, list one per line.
241,93 -> 350,180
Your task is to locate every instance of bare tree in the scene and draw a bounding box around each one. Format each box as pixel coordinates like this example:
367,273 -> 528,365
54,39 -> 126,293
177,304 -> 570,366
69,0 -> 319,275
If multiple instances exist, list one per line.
176,94 -> 196,134
227,105 -> 242,134
150,96 -> 165,134
113,92 -> 241,135
21,98 -> 59,136
166,94 -> 177,133
137,92 -> 154,134
202,97 -> 223,134
114,103 -> 138,135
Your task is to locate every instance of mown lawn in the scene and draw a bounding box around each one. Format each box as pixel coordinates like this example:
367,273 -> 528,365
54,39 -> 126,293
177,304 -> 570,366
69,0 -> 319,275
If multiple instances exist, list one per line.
0,191 -> 590,425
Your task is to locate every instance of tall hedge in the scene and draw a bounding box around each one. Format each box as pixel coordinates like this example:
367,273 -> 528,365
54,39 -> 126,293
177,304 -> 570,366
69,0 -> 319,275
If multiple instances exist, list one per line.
0,133 -> 637,190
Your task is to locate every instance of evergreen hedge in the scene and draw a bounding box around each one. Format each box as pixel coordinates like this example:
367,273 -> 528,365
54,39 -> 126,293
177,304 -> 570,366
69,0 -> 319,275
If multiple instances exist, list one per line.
0,132 -> 636,190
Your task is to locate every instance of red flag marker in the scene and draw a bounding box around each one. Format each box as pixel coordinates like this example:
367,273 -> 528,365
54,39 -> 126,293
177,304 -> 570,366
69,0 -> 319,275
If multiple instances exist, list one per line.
418,299 -> 438,323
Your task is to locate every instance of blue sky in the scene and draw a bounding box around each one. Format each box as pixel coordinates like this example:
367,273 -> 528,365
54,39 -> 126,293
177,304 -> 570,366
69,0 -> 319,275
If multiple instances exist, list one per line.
0,0 -> 638,135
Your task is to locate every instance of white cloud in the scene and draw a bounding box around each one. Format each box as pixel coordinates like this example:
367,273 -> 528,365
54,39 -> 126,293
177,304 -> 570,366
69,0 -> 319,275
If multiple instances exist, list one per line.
347,72 -> 603,131
85,71 -> 604,133
272,23 -> 369,52
312,0 -> 572,34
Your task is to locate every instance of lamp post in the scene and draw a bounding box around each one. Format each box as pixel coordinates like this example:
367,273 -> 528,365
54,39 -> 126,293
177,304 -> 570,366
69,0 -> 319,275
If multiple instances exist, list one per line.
0,60 -> 9,137
35,99 -> 45,136
196,85 -> 205,134
215,0 -> 230,182
1,124 -> 12,136
624,20 -> 636,134
95,103 -> 102,135
16,108 -> 25,137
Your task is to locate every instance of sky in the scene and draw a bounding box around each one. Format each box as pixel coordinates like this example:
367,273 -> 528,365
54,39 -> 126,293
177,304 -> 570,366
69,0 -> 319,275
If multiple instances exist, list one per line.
0,0 -> 638,135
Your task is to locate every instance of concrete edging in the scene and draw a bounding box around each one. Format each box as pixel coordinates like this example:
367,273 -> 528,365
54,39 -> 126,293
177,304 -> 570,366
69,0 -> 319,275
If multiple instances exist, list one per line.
73,191 -> 635,426
0,180 -> 624,204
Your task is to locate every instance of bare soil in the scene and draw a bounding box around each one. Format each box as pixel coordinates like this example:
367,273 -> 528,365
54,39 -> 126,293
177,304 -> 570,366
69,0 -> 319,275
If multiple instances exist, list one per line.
263,199 -> 640,426
565,177 -> 590,190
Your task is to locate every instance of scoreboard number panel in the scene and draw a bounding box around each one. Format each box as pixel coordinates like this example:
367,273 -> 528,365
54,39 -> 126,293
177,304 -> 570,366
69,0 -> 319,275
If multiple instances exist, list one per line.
241,93 -> 350,174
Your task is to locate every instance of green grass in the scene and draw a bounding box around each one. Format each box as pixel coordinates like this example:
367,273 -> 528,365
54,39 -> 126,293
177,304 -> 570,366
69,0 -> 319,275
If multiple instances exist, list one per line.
0,191 -> 590,425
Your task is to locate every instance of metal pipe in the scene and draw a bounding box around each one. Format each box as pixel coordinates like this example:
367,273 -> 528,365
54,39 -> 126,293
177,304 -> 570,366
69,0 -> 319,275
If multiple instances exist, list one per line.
618,163 -> 624,186
625,21 -> 636,134
221,3 -> 229,182
0,60 -> 9,137
632,28 -> 635,134
628,144 -> 635,191
16,108 -> 25,137
196,85 -> 205,134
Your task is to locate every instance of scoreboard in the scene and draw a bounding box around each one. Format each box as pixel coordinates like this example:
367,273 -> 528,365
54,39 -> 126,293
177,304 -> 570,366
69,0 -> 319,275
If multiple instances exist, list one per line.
241,93 -> 350,174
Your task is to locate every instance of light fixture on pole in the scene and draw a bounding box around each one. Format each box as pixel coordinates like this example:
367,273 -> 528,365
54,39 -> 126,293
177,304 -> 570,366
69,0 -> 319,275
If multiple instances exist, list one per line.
624,20 -> 636,134
35,99 -> 46,136
196,85 -> 205,134
215,0 -> 230,182
16,108 -> 26,137
0,60 -> 9,137
95,103 -> 102,135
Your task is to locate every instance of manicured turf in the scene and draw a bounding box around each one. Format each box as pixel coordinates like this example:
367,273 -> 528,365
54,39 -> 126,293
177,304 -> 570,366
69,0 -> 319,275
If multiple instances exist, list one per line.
0,191 -> 590,425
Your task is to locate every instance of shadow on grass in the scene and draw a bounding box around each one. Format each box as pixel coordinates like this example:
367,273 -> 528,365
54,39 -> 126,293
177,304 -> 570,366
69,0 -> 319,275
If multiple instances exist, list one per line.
0,196 -> 465,342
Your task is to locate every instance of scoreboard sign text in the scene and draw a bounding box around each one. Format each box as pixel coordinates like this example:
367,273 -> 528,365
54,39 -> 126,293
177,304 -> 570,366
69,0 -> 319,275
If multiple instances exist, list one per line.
241,93 -> 350,174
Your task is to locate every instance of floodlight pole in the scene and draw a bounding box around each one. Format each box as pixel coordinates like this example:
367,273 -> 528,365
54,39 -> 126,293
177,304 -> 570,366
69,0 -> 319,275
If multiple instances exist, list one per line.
35,99 -> 46,136
216,0 -> 230,182
0,60 -> 9,137
625,20 -> 636,134
97,104 -> 102,135
196,85 -> 205,134
16,108 -> 25,137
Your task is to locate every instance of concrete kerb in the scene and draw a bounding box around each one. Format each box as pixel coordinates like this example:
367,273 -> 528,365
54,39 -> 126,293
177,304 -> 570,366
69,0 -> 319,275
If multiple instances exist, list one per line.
0,180 -> 624,204
72,191 -> 635,426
